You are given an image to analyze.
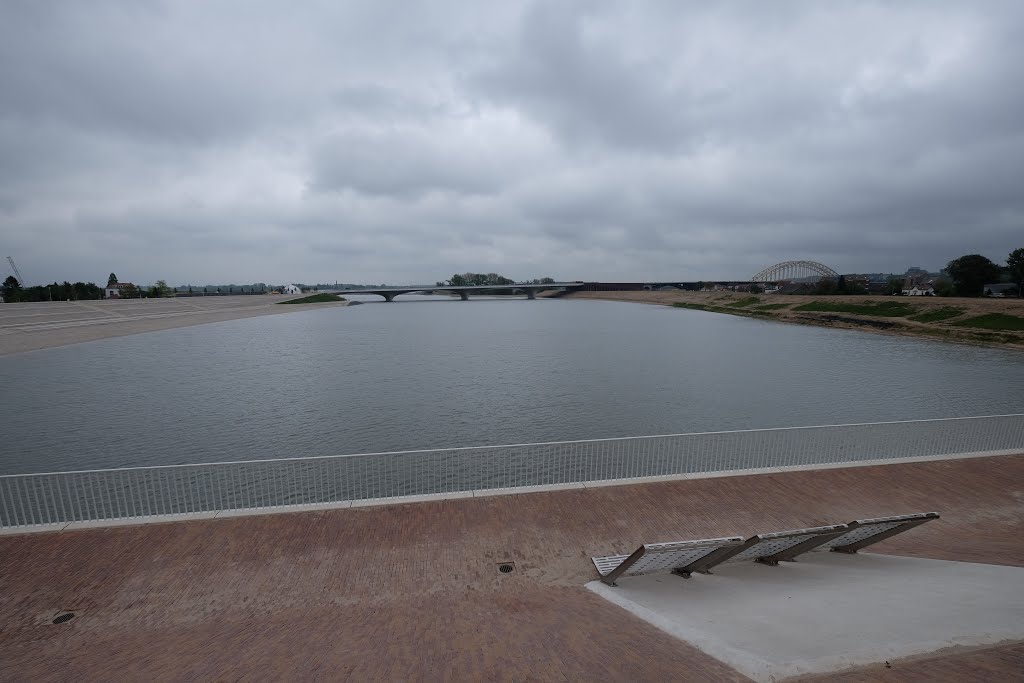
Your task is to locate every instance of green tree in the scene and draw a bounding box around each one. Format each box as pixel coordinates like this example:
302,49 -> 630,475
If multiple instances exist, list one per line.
1007,248 -> 1024,298
885,276 -> 905,295
2,275 -> 22,302
73,282 -> 102,300
945,254 -> 1002,297
107,273 -> 118,286
121,283 -> 140,298
749,283 -> 763,294
811,278 -> 838,295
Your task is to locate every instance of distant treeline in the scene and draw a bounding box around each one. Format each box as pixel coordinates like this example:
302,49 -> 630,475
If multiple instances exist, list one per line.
438,273 -> 557,287
1,278 -> 103,302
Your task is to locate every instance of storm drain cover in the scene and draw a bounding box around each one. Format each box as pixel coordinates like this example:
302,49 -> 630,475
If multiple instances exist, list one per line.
52,612 -> 75,624
497,562 -> 516,574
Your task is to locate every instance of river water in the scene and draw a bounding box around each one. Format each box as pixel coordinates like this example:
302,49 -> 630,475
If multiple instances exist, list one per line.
2,296 -> 1023,475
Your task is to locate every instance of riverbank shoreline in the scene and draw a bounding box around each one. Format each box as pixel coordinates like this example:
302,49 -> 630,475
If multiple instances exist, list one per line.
0,296 -> 352,356
2,453 -> 1021,680
565,290 -> 1024,350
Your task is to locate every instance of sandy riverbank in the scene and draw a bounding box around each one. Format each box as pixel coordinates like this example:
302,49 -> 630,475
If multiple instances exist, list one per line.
566,290 -> 1024,350
0,295 -> 352,356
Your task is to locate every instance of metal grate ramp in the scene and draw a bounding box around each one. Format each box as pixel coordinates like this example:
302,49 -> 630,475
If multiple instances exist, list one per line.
592,537 -> 744,586
592,512 -> 939,586
821,512 -> 940,553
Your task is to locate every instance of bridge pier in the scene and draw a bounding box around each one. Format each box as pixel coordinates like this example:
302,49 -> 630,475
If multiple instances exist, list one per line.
459,291 -> 469,301
525,289 -> 536,300
382,292 -> 396,302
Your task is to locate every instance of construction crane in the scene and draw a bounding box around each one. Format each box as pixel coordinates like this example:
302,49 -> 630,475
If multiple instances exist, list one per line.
6,256 -> 26,287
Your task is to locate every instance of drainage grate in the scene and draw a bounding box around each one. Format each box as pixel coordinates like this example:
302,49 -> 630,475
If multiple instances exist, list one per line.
52,612 -> 75,625
497,562 -> 515,574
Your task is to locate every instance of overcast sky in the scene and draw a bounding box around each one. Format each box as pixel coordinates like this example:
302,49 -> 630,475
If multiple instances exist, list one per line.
1,1 -> 1022,285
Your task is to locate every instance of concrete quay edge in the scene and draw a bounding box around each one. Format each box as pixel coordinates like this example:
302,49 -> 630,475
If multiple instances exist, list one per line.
1,449 -> 1019,536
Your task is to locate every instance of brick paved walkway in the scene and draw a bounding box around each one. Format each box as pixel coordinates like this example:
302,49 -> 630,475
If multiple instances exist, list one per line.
1,455 -> 1022,681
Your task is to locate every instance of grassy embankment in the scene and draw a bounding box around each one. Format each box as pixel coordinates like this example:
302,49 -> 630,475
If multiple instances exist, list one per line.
670,293 -> 1024,347
277,293 -> 346,304
568,290 -> 1024,349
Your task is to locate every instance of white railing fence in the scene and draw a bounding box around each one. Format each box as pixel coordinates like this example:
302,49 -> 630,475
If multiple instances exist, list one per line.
2,414 -> 1022,528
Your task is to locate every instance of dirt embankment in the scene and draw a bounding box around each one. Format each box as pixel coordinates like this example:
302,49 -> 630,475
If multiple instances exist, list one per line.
565,290 -> 1024,350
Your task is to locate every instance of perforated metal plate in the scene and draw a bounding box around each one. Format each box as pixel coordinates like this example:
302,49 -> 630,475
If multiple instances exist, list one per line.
592,536 -> 743,577
724,525 -> 848,563
593,554 -> 631,576
820,512 -> 939,551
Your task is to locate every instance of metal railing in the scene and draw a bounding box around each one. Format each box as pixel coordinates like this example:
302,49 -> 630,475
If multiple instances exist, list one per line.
2,414 -> 1022,528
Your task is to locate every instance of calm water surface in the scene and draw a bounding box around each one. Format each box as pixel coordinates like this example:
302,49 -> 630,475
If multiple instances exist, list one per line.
2,297 -> 1023,474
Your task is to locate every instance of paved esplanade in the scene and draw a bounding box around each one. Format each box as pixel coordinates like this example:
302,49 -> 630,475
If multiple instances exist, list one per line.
329,282 -> 585,301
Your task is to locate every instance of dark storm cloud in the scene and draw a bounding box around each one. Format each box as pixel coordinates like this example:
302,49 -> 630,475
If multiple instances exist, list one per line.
1,1 -> 1022,285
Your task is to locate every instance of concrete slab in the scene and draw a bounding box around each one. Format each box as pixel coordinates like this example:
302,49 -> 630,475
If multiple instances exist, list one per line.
214,501 -> 352,517
582,473 -> 691,488
683,468 -> 772,481
587,552 -> 1024,682
0,522 -> 68,535
770,449 -> 1024,475
348,490 -> 475,507
64,512 -> 220,529
473,482 -> 585,497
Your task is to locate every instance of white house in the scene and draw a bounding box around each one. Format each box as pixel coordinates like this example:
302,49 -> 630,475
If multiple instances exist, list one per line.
282,284 -> 302,294
105,283 -> 136,298
901,285 -> 934,296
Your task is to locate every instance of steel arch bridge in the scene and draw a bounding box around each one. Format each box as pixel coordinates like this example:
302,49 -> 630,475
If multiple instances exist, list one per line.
751,260 -> 839,282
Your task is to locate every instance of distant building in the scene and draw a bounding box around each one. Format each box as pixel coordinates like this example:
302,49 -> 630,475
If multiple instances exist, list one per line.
281,284 -> 302,295
983,283 -> 1017,297
104,283 -> 136,299
902,285 -> 935,296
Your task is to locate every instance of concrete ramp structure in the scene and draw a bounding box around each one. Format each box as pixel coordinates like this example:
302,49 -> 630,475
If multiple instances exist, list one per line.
588,552 -> 1024,682
586,511 -> 1024,681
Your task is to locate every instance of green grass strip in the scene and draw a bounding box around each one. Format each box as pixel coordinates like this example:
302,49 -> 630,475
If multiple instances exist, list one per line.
908,307 -> 964,323
792,300 -> 917,317
951,313 -> 1024,331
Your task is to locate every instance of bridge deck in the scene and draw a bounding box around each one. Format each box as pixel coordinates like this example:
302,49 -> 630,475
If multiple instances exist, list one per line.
1,455 -> 1021,681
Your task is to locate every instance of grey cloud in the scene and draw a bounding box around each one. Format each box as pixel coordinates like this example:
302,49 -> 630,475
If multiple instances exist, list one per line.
1,1 -> 1023,285
309,129 -> 504,197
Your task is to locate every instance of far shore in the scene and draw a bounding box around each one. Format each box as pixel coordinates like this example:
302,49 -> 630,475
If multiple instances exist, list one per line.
0,295 -> 352,356
5,288 -> 1023,356
564,290 -> 1024,351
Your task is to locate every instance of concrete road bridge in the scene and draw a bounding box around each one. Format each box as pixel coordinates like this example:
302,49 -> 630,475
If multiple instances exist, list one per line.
328,281 -> 768,301
327,282 -> 586,302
